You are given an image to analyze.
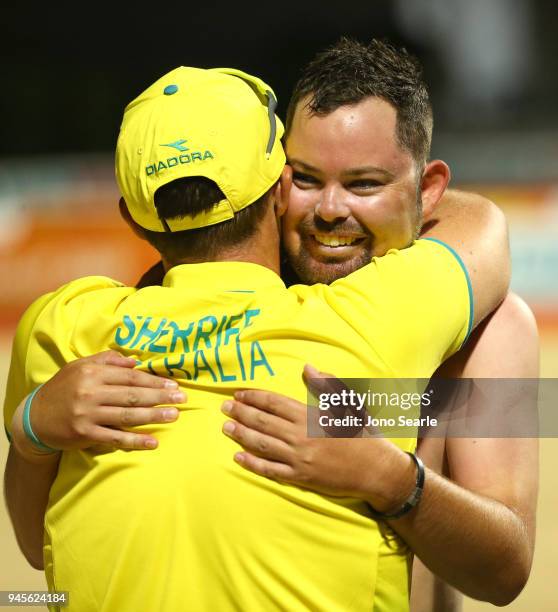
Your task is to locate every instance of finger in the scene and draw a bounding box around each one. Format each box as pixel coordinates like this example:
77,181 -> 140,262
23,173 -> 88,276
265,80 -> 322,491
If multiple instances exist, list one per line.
84,350 -> 137,368
103,352 -> 139,368
233,390 -> 301,422
97,405 -> 180,427
303,364 -> 348,397
222,420 -> 291,462
304,364 -> 327,378
92,365 -> 180,389
92,426 -> 159,450
303,363 -> 343,390
95,386 -> 185,408
234,451 -> 294,482
221,400 -> 292,441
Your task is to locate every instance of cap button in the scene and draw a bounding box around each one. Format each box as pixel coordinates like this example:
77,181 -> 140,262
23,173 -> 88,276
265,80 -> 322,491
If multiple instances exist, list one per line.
164,84 -> 179,95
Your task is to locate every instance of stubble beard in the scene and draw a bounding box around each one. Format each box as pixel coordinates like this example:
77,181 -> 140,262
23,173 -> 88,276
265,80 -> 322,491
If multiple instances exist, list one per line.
289,247 -> 372,285
288,190 -> 423,286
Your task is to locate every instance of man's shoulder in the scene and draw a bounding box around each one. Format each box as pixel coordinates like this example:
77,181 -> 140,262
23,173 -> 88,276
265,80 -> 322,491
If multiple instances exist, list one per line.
5,276 -> 134,433
286,239 -> 463,303
16,276 -> 132,338
33,274 -> 129,307
288,239 -> 472,370
437,292 -> 538,379
52,275 -> 128,296
330,239 -> 461,293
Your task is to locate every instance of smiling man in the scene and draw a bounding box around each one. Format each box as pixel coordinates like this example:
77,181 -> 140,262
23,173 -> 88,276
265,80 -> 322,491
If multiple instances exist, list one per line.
226,38 -> 539,609
282,39 -> 437,286
284,99 -> 425,284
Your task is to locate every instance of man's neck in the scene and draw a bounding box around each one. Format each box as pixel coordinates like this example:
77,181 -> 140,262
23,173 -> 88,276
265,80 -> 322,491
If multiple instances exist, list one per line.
163,248 -> 280,275
163,216 -> 282,275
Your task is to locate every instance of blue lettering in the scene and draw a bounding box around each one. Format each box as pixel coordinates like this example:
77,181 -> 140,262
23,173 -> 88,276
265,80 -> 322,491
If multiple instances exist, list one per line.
164,354 -> 192,379
193,316 -> 218,351
129,317 -> 167,350
148,328 -> 169,353
193,350 -> 217,381
169,321 -> 194,353
244,309 -> 260,328
145,150 -> 212,176
215,315 -> 228,347
250,341 -> 274,379
236,340 -> 246,381
116,310 -> 268,383
224,314 -> 243,345
215,315 -> 236,382
115,315 -> 136,347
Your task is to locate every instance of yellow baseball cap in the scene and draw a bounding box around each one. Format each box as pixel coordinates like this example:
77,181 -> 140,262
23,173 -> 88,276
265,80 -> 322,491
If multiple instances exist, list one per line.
115,66 -> 286,232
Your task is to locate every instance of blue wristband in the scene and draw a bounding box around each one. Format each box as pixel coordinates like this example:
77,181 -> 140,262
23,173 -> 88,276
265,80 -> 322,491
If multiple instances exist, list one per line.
22,385 -> 59,454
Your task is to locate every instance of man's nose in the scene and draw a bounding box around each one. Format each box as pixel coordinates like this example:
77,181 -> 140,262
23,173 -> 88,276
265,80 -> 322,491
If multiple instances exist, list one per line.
314,186 -> 351,223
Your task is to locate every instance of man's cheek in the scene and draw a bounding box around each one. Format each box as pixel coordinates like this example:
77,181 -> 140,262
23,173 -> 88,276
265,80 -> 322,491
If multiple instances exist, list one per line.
281,225 -> 302,259
281,201 -> 307,250
287,184 -> 315,211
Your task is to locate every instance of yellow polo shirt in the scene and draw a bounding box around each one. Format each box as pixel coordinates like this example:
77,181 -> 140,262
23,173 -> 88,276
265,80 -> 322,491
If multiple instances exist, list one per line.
4,238 -> 472,612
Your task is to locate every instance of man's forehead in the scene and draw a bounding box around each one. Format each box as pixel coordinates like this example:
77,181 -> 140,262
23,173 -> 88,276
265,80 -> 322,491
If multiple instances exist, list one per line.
286,97 -> 400,152
285,96 -> 412,172
289,95 -> 397,130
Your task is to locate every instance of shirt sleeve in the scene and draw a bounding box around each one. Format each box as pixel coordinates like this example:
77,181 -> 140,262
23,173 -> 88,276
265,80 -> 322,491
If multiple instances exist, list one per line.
3,276 -> 124,440
323,238 -> 473,376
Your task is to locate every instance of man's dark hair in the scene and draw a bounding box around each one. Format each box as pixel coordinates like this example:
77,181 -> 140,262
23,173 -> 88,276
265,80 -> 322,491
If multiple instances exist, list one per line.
142,177 -> 270,263
286,37 -> 433,167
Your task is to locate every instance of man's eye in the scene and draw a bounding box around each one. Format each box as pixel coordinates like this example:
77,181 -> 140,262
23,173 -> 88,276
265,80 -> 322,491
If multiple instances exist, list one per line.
293,172 -> 318,186
349,180 -> 382,190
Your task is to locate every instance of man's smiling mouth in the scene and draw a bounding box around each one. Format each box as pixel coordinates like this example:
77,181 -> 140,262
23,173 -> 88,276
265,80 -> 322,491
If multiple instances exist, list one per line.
312,233 -> 366,247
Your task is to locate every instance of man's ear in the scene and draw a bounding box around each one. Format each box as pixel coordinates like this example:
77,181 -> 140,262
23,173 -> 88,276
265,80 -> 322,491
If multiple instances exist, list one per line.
119,198 -> 147,240
272,164 -> 292,218
420,160 -> 451,220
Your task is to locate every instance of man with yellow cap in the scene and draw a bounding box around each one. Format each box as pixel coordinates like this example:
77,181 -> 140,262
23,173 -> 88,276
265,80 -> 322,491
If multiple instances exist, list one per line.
4,65 -> 508,611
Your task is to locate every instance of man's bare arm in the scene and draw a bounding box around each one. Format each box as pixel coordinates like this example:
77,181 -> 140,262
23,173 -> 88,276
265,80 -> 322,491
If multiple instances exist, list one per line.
221,294 -> 538,606
411,292 -> 539,610
4,436 -> 60,570
3,352 -> 183,569
423,189 -> 511,329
